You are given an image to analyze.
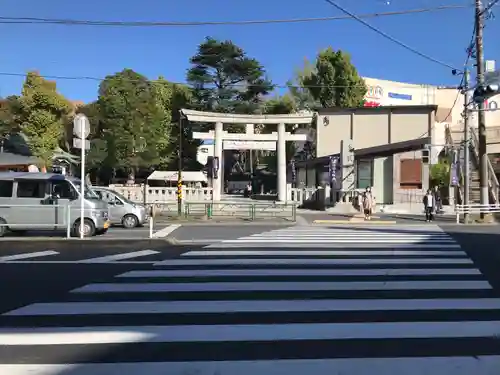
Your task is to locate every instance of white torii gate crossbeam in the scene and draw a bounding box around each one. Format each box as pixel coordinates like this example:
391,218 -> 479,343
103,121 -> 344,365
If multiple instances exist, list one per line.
182,109 -> 313,202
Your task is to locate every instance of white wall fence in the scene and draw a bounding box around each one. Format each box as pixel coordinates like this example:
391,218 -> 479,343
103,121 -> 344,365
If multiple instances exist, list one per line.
107,184 -> 352,207
107,184 -> 213,203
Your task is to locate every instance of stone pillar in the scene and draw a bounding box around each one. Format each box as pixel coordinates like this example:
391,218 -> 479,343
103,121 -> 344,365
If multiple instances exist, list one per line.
213,122 -> 223,201
277,122 -> 287,202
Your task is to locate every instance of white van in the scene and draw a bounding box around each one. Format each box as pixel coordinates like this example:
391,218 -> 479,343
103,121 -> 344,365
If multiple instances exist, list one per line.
0,172 -> 110,237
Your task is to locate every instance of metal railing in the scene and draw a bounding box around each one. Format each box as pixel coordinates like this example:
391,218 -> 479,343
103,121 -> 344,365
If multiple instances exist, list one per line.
0,204 -> 73,238
145,201 -> 298,238
470,128 -> 499,203
454,203 -> 500,223
147,200 -> 298,220
445,126 -> 499,204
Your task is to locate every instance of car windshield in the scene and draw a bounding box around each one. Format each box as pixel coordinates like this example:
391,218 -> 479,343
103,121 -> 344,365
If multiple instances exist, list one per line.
72,180 -> 100,200
106,189 -> 135,205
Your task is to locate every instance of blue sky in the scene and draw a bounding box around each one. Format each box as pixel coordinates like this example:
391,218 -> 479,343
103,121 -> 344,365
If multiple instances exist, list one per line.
0,0 -> 498,103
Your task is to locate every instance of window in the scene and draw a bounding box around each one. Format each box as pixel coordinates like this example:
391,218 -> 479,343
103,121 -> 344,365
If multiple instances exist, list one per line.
16,180 -> 47,198
400,159 -> 422,189
51,180 -> 76,199
357,159 -> 373,189
98,190 -> 118,204
0,181 -> 13,197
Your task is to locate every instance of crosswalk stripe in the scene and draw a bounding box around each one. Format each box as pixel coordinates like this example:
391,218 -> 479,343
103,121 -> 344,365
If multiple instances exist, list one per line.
2,320 -> 500,345
2,356 -> 500,375
117,268 -> 483,277
204,224 -> 461,248
70,280 -> 491,293
5,297 -> 500,316
153,257 -> 473,266
77,250 -> 160,263
0,251 -> 59,261
1,224 -> 499,372
182,250 -> 467,256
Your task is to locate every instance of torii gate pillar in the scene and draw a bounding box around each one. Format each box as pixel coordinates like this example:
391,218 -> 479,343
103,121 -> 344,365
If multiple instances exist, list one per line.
214,121 -> 223,202
182,109 -> 313,202
277,122 -> 287,202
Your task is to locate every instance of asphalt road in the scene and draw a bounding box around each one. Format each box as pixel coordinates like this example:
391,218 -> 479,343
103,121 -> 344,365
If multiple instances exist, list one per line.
0,223 -> 500,374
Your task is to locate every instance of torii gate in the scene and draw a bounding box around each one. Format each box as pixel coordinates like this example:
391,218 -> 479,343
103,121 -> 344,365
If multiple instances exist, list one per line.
181,109 -> 313,202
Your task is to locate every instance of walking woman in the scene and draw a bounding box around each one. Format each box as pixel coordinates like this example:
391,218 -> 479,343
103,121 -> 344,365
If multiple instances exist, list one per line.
362,188 -> 374,220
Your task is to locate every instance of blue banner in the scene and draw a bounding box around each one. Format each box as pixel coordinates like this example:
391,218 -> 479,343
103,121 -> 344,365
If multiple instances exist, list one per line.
451,162 -> 458,186
290,159 -> 296,183
329,156 -> 338,183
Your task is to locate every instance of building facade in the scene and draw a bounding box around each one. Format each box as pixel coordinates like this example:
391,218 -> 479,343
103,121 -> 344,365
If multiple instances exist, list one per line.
296,105 -> 440,205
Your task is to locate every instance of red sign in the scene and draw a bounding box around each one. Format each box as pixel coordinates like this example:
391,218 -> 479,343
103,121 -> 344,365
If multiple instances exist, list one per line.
364,101 -> 381,107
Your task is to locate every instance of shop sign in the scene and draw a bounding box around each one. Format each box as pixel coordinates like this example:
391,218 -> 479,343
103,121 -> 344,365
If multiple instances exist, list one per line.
366,85 -> 384,100
364,101 -> 381,107
388,92 -> 413,101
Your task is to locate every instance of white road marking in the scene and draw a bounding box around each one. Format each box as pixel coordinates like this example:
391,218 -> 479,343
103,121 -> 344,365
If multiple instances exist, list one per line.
70,280 -> 491,293
153,257 -> 472,266
152,224 -> 181,238
2,357 -> 499,375
0,251 -> 59,261
117,268 -> 482,278
5,298 -> 500,316
77,250 -> 159,263
204,243 -> 461,248
0,260 -> 156,265
219,238 -> 458,243
1,321 -> 500,345
182,250 -> 466,257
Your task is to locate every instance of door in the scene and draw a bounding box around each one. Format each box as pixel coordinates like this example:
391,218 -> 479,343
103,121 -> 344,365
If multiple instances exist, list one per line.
96,190 -> 124,224
50,180 -> 77,229
13,179 -> 50,230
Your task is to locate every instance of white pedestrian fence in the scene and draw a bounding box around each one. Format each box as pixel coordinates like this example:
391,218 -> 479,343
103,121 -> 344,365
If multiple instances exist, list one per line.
454,203 -> 500,223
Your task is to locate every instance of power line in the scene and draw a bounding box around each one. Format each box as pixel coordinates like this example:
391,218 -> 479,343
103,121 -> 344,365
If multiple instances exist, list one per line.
323,0 -> 460,71
0,71 -> 456,90
0,5 -> 470,27
440,24 -> 477,124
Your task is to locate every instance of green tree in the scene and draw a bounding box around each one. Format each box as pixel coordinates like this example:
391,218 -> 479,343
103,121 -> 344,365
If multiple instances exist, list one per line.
151,76 -> 177,168
263,95 -> 295,115
287,58 -> 319,111
187,37 -> 274,115
76,101 -> 109,173
430,159 -> 450,187
16,72 -> 72,168
97,69 -> 166,182
303,47 -> 366,108
0,96 -> 21,140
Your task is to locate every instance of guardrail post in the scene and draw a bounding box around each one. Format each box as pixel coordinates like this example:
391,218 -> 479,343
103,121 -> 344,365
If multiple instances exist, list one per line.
149,216 -> 153,238
456,209 -> 460,224
66,204 -> 71,238
251,204 -> 256,221
292,203 -> 296,221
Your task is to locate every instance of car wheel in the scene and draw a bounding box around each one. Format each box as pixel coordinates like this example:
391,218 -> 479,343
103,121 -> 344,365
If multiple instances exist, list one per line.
73,218 -> 96,237
122,214 -> 139,229
0,218 -> 7,237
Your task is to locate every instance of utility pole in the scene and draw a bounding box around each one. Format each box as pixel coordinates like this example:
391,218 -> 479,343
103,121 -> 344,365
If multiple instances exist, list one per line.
463,67 -> 471,224
474,0 -> 488,217
177,111 -> 184,216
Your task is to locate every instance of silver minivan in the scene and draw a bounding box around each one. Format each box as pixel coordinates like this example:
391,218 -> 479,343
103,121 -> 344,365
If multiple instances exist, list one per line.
0,172 -> 110,237
92,187 -> 148,228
